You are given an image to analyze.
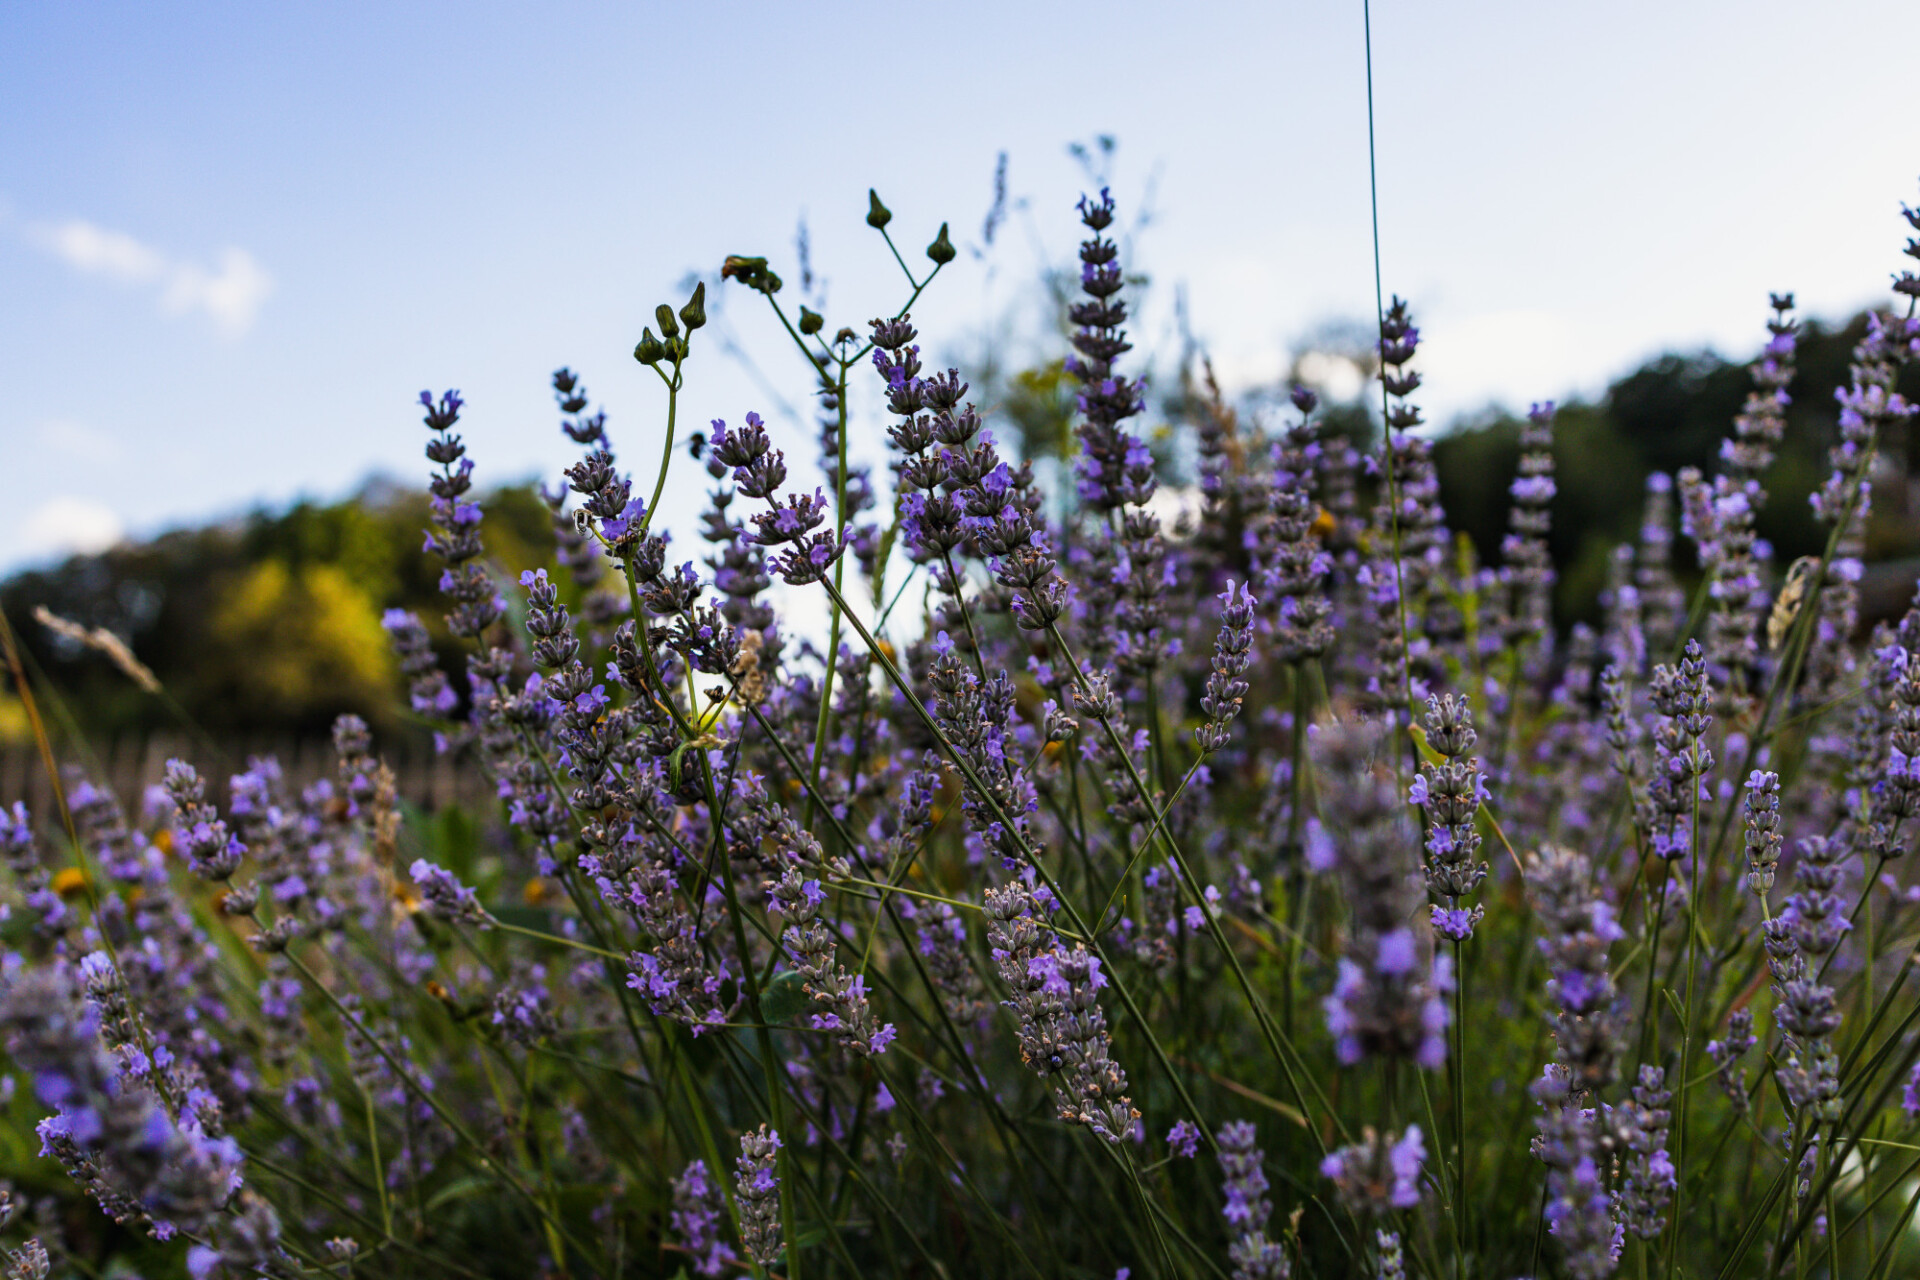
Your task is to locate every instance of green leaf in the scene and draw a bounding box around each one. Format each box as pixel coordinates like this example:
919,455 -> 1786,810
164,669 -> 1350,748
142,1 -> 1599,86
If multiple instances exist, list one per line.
759,969 -> 811,1025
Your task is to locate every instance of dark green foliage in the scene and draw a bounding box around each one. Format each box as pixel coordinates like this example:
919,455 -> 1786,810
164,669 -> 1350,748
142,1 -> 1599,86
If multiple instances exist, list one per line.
1432,314 -> 1920,627
0,482 -> 554,738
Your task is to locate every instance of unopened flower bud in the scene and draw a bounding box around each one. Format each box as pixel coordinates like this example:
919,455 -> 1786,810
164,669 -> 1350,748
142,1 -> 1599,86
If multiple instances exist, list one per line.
634,328 -> 665,365
679,281 -> 707,331
799,306 -> 824,336
866,189 -> 892,229
926,222 -> 955,265
655,304 -> 680,338
251,916 -> 302,953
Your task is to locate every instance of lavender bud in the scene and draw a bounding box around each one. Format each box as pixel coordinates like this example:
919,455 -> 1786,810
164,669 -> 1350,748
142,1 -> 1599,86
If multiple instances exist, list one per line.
1743,770 -> 1782,894
670,1159 -> 736,1277
1706,1008 -> 1756,1113
1217,1120 -> 1290,1278
1320,1126 -> 1425,1216
409,859 -> 495,930
162,760 -> 244,881
2,1241 -> 47,1280
734,1125 -> 784,1266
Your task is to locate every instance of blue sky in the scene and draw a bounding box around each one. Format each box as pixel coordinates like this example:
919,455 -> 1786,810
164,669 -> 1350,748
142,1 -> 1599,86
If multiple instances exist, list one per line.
3,1 -> 1917,573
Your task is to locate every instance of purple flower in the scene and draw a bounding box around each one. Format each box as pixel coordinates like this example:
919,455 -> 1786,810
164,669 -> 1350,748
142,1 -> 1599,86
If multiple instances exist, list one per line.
1322,1125 -> 1425,1216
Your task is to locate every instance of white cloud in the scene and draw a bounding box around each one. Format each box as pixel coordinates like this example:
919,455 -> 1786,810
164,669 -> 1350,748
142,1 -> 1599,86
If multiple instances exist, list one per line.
40,220 -> 167,283
38,418 -> 122,464
159,246 -> 273,336
17,496 -> 124,562
31,219 -> 273,337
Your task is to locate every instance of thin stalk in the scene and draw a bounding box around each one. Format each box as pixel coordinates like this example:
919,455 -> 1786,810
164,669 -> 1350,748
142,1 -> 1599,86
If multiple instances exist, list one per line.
1664,767 -> 1706,1279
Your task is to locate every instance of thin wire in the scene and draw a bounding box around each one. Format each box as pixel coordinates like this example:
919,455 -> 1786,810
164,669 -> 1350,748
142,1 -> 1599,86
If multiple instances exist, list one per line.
1364,0 -> 1387,374
1361,0 -> 1415,735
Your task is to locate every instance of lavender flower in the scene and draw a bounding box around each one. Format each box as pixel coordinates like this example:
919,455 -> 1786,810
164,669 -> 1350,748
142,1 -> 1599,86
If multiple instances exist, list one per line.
1532,1065 -> 1621,1280
767,868 -> 896,1057
1196,581 -> 1256,753
670,1158 -> 737,1277
0,967 -> 272,1265
1707,1009 -> 1757,1113
1414,692 -> 1489,940
1067,190 -> 1149,514
417,389 -> 507,640
1501,401 -> 1558,644
1766,836 -> 1845,1122
1646,641 -> 1713,862
1260,390 -> 1335,664
2,1241 -> 47,1280
734,1125 -> 784,1266
408,858 -> 494,930
162,760 -> 244,880
1316,724 -> 1451,1069
1619,1065 -> 1674,1238
2,802 -> 66,938
1527,844 -> 1623,1091
916,900 -> 989,1026
1636,472 -> 1686,657
1803,311 -> 1919,702
984,882 -> 1137,1142
1375,1231 -> 1404,1280
1218,1120 -> 1290,1279
1743,770 -> 1782,895
1320,1125 -> 1425,1215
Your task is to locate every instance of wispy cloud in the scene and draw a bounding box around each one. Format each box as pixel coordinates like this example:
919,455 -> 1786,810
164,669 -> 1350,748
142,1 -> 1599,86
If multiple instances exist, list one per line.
16,495 -> 124,562
32,219 -> 273,337
38,418 -> 123,464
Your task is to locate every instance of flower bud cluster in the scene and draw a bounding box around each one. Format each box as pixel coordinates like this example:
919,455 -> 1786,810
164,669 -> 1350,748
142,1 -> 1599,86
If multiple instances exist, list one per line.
1527,844 -> 1623,1092
1735,769 -> 1782,901
417,390 -> 506,639
1217,1120 -> 1290,1279
1530,1064 -> 1619,1280
1706,1008 -> 1757,1113
1319,1125 -> 1425,1216
1646,640 -> 1714,860
162,760 -> 244,881
408,859 -> 493,929
1617,1065 -> 1675,1238
1260,389 -> 1336,664
1067,189 -> 1150,513
767,867 -> 896,1057
1411,692 -> 1489,940
1501,401 -> 1557,643
1315,724 -> 1450,1070
2,802 -> 66,938
733,1125 -> 784,1266
984,882 -> 1136,1143
1195,581 -> 1256,753
669,1158 -> 736,1277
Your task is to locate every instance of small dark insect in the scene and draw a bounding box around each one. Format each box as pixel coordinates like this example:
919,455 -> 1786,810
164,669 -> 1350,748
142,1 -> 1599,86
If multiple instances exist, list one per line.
1768,556 -> 1822,651
688,432 -> 707,460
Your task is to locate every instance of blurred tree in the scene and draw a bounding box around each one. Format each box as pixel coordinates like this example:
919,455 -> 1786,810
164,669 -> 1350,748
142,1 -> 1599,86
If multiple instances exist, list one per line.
1430,313 -> 1920,627
0,480 -> 554,740
195,560 -> 394,727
